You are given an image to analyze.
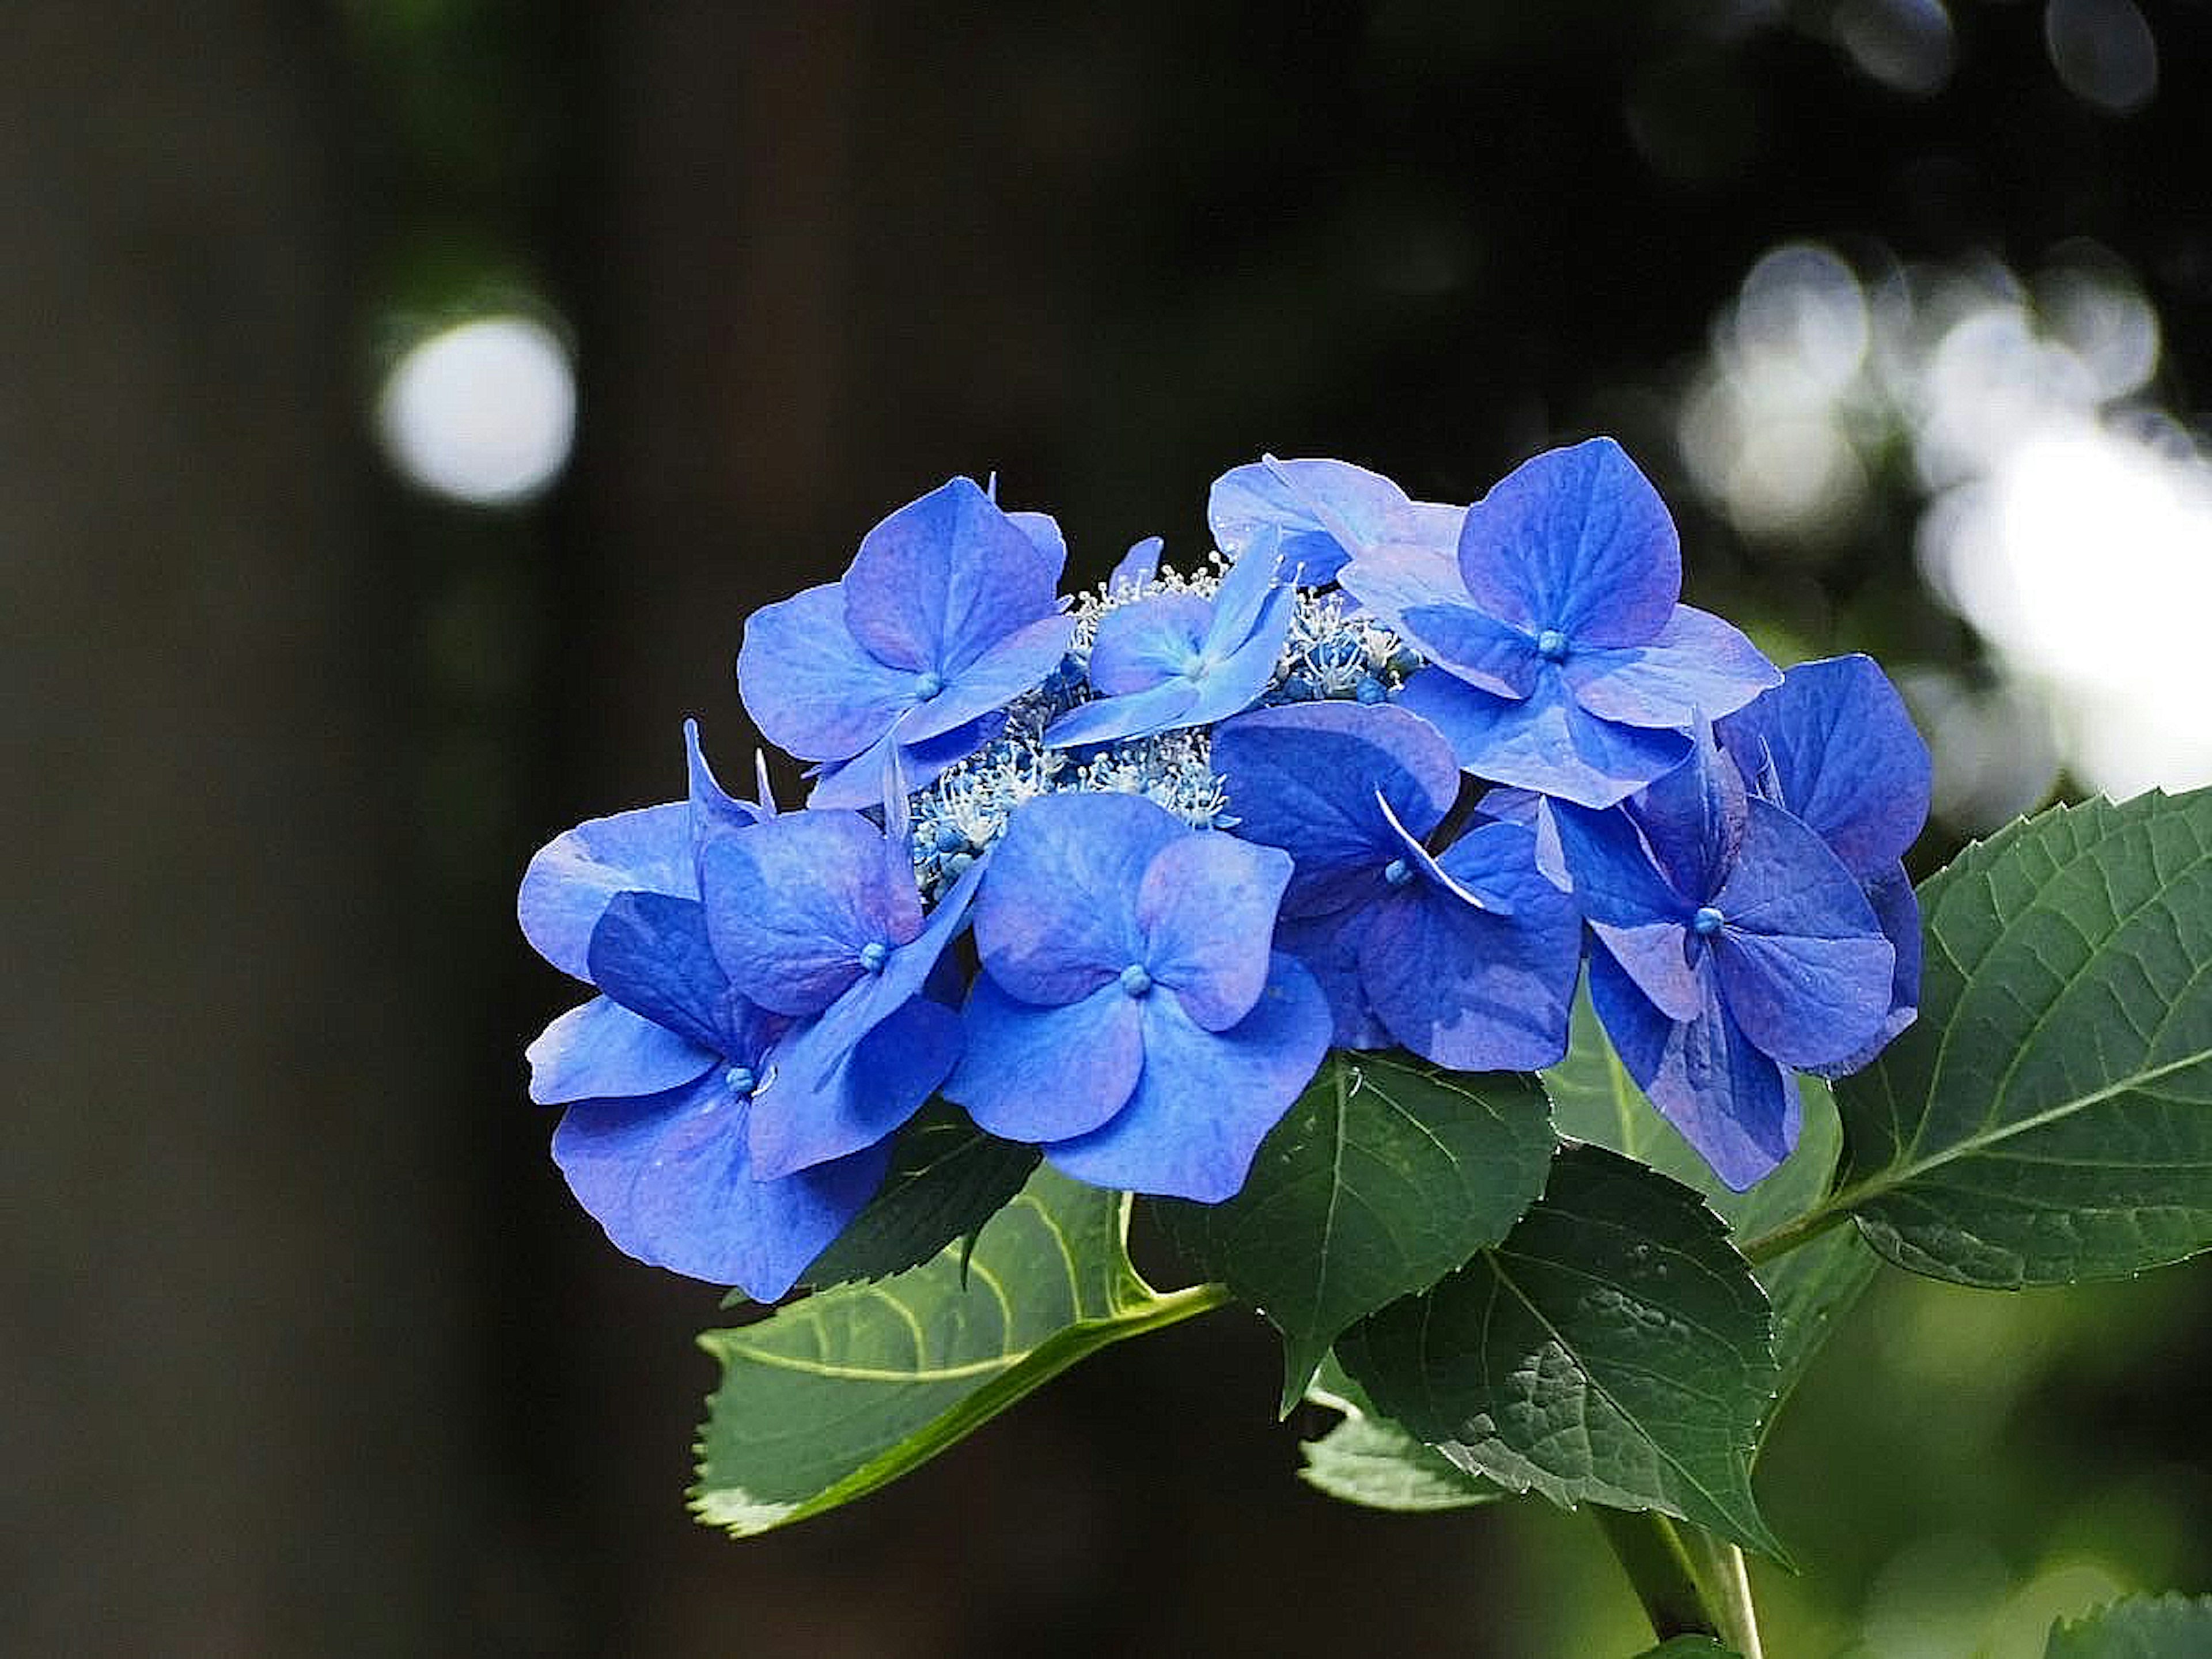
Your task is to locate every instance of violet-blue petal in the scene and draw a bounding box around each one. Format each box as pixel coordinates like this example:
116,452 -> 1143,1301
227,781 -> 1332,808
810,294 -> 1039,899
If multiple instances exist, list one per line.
1209,456 -> 1414,585
1274,908 -> 1392,1049
1397,665 -> 1691,808
1183,582 -> 1299,725
788,856 -> 987,1090
972,793 -> 1180,1002
1135,833 -> 1291,1031
747,995 -> 963,1180
804,713 -> 1003,810
1804,860 -> 1919,1078
1358,824 -> 1581,1070
518,801 -> 695,982
841,476 -> 1061,676
1715,654 -> 1930,873
684,719 -> 771,841
1375,790 -> 1510,915
1109,535 -> 1163,589
896,612 -> 1078,746
1040,677 -> 1205,749
525,995 -> 716,1106
1588,948 -> 1798,1191
1339,543 -> 1532,700
1629,726 -> 1747,903
698,810 -> 922,1016
947,976 -> 1145,1142
1709,798 -> 1893,1069
1548,801 -> 1705,1021
586,890 -> 744,1053
1203,531 -> 1284,650
1086,593 -> 1214,694
737,583 -> 924,763
1044,957 -> 1331,1201
1565,606 -> 1780,728
1006,508 -> 1067,584
553,1072 -> 891,1298
1210,702 -> 1458,917
1454,438 -> 1680,647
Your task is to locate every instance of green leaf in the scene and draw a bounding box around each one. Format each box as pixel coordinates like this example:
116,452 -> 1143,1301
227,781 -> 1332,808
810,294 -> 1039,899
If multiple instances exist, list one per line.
692,1164 -> 1225,1537
2047,1593 -> 2212,1657
1298,1355 -> 1499,1512
1547,992 -> 1879,1402
1827,790 -> 2212,1287
797,1104 -> 1038,1289
1154,1051 -> 1555,1411
1335,1145 -> 1785,1560
1634,1641 -> 1742,1658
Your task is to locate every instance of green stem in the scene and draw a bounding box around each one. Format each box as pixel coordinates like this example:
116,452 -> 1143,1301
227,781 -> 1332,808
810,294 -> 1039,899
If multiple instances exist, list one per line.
1675,1531 -> 1767,1659
1592,1510 -> 1724,1645
1737,1198 -> 1853,1267
1593,1512 -> 1767,1656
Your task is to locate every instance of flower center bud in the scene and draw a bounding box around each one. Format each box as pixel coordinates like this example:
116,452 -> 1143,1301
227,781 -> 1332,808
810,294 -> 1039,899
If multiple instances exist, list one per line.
913,671 -> 945,700
1119,963 -> 1154,998
859,941 -> 891,973
1536,628 -> 1570,662
1179,651 -> 1210,681
1383,857 -> 1414,887
1692,906 -> 1726,938
722,1065 -> 756,1097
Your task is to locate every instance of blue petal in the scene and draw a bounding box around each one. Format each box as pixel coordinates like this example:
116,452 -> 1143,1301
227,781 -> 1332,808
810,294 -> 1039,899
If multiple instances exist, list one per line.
1627,726 -> 1747,903
1358,824 -> 1582,1070
1135,832 -> 1292,1030
1044,956 -> 1332,1201
1714,654 -> 1930,873
747,995 -> 963,1179
736,584 -> 923,763
1209,456 -> 1417,585
1565,606 -> 1780,728
1588,948 -> 1797,1191
586,891 -> 748,1054
1041,677 -> 1205,749
1400,665 -> 1691,808
1338,542 -> 1535,701
1210,702 -> 1459,918
685,720 -> 772,844
946,976 -> 1145,1142
842,476 -> 1062,676
1274,908 -> 1392,1049
972,793 -> 1180,1002
1006,507 -> 1068,585
1376,790 -> 1511,914
526,995 -> 716,1105
1183,581 -> 1298,727
1801,859 -> 1919,1078
897,612 -> 1077,745
1549,801 -> 1704,1021
1454,438 -> 1680,648
553,1071 -> 891,1298
697,810 -> 922,1017
804,714 -> 1003,810
785,855 -> 987,1090
1709,797 -> 1893,1069
1086,593 -> 1214,694
1203,529 -> 1285,652
518,801 -> 695,982
1109,535 -> 1163,589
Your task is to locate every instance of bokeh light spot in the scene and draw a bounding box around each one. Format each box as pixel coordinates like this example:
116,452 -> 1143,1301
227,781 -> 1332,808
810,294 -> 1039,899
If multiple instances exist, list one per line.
377,315 -> 576,506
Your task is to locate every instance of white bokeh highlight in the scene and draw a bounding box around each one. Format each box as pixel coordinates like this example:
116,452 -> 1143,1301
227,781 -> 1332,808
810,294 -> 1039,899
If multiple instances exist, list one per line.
378,316 -> 577,506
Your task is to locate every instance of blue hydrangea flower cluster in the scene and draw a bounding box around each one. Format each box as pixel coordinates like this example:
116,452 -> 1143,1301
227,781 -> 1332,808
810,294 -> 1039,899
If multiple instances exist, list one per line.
520,440 -> 1930,1296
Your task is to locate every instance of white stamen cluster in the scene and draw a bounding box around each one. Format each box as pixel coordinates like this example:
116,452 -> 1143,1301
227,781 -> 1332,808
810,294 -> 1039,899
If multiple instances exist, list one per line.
1264,588 -> 1419,706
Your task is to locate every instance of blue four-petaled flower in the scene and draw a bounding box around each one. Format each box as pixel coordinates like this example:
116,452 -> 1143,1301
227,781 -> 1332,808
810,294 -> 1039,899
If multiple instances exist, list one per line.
1550,724 -> 1897,1187
738,475 -> 1076,809
1340,438 -> 1781,808
945,792 -> 1332,1200
1209,701 -> 1582,1071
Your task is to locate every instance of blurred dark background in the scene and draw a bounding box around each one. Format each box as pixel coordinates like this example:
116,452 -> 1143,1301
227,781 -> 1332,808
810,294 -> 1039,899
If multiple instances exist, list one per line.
7,3 -> 2211,1655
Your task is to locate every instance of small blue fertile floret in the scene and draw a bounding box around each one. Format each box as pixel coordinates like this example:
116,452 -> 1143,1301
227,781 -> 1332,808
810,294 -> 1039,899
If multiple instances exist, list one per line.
944,791 -> 1331,1201
1339,438 -> 1781,808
